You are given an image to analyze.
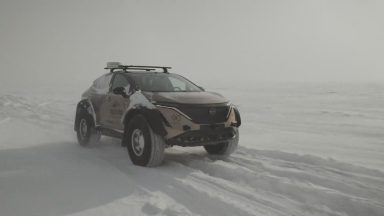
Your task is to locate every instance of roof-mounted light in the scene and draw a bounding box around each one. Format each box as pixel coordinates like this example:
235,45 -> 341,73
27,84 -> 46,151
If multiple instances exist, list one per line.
105,62 -> 122,69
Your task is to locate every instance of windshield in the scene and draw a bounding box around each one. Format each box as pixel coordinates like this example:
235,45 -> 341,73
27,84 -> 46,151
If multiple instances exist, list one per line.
129,73 -> 202,92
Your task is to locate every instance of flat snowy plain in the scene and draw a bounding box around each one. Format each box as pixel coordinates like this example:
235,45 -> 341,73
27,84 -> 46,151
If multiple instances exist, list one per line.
0,83 -> 383,216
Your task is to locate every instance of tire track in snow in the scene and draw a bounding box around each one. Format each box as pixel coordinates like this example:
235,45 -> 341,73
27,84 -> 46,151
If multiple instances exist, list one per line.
165,147 -> 384,216
172,163 -> 301,216
230,149 -> 384,199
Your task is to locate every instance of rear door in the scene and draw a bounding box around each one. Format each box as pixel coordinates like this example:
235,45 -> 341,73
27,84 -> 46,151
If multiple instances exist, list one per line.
87,73 -> 113,126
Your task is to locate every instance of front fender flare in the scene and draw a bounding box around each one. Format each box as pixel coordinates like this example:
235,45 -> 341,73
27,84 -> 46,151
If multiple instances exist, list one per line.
123,107 -> 167,137
233,106 -> 241,127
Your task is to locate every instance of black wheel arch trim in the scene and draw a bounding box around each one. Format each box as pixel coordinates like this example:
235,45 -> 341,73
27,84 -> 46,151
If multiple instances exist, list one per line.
123,107 -> 168,137
74,99 -> 96,131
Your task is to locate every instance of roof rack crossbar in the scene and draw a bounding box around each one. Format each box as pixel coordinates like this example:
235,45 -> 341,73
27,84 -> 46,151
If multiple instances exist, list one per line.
105,64 -> 171,73
117,68 -> 156,72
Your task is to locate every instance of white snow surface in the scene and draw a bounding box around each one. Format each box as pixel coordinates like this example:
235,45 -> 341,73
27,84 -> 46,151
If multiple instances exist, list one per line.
0,83 -> 383,216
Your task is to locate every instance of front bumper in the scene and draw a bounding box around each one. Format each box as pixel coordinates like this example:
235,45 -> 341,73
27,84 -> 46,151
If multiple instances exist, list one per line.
156,104 -> 240,140
166,126 -> 236,147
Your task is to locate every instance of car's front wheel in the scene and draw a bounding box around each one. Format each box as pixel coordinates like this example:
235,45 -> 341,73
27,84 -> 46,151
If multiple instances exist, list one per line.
124,115 -> 165,167
76,111 -> 100,146
204,127 -> 239,157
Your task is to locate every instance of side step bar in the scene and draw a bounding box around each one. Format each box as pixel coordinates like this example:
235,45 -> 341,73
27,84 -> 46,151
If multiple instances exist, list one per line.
97,127 -> 123,139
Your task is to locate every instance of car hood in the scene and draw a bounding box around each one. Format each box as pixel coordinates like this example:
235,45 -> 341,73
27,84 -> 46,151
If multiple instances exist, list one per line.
141,91 -> 229,105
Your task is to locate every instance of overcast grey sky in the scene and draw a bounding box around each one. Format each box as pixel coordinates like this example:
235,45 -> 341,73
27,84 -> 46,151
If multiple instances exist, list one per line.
0,0 -> 383,92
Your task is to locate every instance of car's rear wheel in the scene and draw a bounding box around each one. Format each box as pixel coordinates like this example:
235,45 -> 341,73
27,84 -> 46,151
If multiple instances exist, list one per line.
204,127 -> 239,157
124,115 -> 165,167
76,111 -> 100,146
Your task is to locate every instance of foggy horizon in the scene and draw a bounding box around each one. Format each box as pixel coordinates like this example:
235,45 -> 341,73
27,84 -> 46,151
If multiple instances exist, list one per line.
1,0 -> 383,92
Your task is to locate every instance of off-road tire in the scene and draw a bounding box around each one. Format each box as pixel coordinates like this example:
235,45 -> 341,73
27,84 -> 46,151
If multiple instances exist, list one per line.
204,127 -> 239,157
124,114 -> 165,167
76,110 -> 101,146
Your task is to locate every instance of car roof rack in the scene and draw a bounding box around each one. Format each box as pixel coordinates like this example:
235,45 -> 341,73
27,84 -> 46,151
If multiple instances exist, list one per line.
105,62 -> 171,73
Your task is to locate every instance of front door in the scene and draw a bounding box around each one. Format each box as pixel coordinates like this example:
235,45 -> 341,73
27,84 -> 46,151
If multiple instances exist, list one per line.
102,73 -> 131,131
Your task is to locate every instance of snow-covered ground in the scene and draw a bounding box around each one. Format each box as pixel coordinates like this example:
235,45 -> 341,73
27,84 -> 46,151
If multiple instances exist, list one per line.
0,83 -> 383,216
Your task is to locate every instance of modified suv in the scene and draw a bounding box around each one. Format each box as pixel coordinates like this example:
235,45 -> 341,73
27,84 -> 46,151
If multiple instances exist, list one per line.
74,62 -> 241,166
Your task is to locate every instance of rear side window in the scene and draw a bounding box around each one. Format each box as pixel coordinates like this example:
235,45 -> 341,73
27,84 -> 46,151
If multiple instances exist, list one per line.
111,73 -> 131,92
111,74 -> 129,89
91,73 -> 112,94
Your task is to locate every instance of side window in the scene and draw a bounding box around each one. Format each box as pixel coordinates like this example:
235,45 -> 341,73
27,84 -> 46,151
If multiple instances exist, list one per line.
92,73 -> 112,94
169,77 -> 187,91
111,74 -> 130,92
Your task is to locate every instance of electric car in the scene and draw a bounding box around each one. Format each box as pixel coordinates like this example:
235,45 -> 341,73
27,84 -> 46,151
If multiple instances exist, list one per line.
74,62 -> 241,166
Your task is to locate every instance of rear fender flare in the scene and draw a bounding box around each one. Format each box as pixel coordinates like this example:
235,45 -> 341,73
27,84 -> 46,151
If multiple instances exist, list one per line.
74,99 -> 97,131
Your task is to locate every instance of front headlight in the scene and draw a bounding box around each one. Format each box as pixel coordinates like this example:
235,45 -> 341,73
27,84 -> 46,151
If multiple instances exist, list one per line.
155,104 -> 192,121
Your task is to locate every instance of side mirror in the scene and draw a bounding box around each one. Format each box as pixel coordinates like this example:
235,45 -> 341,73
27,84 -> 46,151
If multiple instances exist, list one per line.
113,87 -> 127,97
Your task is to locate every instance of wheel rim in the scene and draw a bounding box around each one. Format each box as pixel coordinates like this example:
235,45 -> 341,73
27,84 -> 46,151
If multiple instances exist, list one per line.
79,119 -> 88,139
131,129 -> 145,156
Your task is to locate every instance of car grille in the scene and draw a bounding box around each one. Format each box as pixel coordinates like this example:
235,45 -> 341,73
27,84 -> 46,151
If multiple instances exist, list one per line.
177,105 -> 230,124
166,127 -> 236,146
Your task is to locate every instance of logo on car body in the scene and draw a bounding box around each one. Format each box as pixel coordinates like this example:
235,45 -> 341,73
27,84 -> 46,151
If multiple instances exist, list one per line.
209,107 -> 217,116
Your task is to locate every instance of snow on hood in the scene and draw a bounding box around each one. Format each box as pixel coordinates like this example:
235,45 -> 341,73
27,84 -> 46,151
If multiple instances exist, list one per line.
141,91 -> 229,105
